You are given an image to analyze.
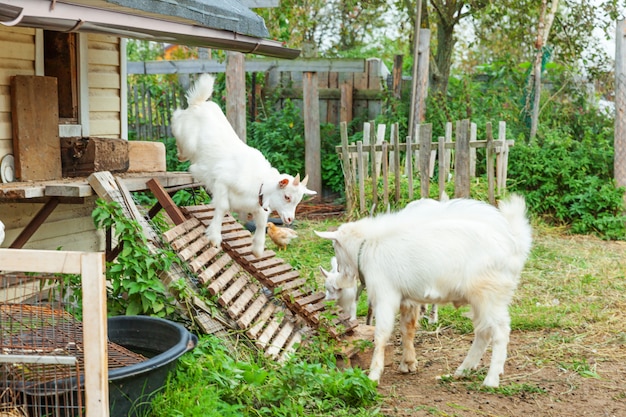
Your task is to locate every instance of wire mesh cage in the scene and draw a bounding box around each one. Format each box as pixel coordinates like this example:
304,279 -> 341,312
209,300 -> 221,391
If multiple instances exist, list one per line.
0,273 -> 145,417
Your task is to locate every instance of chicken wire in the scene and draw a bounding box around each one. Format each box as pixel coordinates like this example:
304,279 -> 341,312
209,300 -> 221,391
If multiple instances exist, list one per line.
0,274 -> 146,417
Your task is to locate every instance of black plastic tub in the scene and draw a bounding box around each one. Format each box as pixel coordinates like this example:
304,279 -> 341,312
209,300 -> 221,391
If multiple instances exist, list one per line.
17,315 -> 197,417
107,315 -> 197,417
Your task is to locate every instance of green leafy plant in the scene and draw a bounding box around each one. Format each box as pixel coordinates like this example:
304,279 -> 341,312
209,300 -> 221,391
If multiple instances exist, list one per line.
92,199 -> 178,317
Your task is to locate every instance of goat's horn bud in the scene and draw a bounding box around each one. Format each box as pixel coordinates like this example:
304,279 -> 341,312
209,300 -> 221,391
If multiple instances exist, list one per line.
293,173 -> 301,185
301,174 -> 309,186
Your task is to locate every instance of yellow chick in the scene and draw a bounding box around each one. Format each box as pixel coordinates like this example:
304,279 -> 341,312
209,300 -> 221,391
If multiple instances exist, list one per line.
267,222 -> 298,251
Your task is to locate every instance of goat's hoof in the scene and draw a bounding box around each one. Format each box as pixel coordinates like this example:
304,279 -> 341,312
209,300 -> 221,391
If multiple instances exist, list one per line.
368,370 -> 382,383
398,362 -> 417,374
482,374 -> 500,388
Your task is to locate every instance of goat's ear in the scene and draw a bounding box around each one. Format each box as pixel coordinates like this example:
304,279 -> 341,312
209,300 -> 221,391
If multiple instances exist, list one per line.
330,256 -> 338,271
315,230 -> 336,240
278,178 -> 289,189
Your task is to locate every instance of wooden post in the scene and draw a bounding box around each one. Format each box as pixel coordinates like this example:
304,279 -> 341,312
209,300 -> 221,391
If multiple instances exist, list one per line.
392,124 -> 401,203
496,121 -> 509,194
437,136 -> 446,199
340,82 -> 353,123
81,252 -> 109,417
469,122 -> 477,177
406,133 -> 414,201
615,19 -> 626,207
357,141 -> 366,213
454,119 -> 471,198
486,122 -> 496,205
419,124 -> 432,198
408,0 -> 424,141
392,55 -> 403,100
382,141 -> 389,210
303,71 -> 322,195
414,29 -> 431,124
370,129 -> 378,210
226,51 -> 246,141
340,121 -> 354,214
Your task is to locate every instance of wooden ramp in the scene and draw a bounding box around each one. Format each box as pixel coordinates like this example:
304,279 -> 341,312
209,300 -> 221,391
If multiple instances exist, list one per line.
89,172 -> 358,360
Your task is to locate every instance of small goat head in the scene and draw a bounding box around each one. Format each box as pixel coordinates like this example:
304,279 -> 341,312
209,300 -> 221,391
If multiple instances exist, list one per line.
265,174 -> 316,225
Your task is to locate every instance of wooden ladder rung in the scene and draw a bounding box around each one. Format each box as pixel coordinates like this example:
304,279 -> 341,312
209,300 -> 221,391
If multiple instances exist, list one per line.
206,263 -> 240,293
268,271 -> 300,286
178,236 -> 211,262
189,246 -> 221,273
295,292 -> 326,307
256,315 -> 282,348
237,294 -> 270,328
259,263 -> 292,278
247,303 -> 276,338
227,284 -> 259,317
163,217 -> 201,242
265,321 -> 294,358
218,275 -> 249,307
170,226 -> 205,251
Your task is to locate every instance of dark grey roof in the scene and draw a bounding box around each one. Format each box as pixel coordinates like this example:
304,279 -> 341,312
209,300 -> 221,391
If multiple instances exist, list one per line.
105,0 -> 270,38
0,0 -> 299,59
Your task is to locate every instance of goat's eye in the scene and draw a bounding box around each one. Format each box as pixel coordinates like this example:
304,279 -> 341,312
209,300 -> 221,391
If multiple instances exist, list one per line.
284,195 -> 291,202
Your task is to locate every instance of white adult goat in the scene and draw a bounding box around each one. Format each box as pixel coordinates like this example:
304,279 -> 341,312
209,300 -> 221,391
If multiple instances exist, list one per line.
315,195 -> 532,387
171,74 -> 316,257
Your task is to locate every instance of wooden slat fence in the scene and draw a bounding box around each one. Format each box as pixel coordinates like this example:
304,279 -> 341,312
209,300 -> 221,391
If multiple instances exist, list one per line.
338,119 -> 513,215
128,81 -> 187,141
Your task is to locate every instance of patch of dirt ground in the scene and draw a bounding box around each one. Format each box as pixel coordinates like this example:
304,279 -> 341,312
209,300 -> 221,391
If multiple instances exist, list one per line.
375,329 -> 626,416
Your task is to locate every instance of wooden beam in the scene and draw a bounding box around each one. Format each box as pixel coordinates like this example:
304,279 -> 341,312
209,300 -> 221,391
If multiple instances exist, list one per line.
147,178 -> 186,225
127,58 -> 366,75
226,51 -> 247,141
303,72 -> 321,195
80,252 -> 109,417
9,197 -> 60,249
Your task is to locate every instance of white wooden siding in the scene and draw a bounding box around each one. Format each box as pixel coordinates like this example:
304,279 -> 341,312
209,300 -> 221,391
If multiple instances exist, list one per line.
88,34 -> 122,138
0,196 -> 104,252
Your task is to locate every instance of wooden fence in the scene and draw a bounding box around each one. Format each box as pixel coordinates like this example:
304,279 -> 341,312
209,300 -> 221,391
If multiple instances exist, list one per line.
128,81 -> 186,141
337,119 -> 513,215
126,58 -> 391,141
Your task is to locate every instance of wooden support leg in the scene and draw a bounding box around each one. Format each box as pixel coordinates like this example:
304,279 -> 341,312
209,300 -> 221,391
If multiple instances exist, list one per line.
9,197 -> 60,249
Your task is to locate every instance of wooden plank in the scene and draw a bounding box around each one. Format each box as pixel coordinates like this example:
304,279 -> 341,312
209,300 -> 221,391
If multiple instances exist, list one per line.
486,123 -> 496,205
357,141 -> 365,213
0,248 -> 82,274
275,277 -> 306,291
241,250 -> 276,263
247,303 -> 276,338
178,236 -> 212,262
225,236 -> 254,249
419,124 -> 432,198
147,178 -> 185,225
237,293 -> 270,328
267,270 -> 300,285
265,320 -> 295,358
227,284 -> 259,317
206,263 -> 240,292
259,263 -> 293,278
80,252 -> 109,417
222,229 -> 252,241
303,71 -> 322,194
256,315 -> 282,348
249,257 -> 283,272
295,291 -> 325,307
11,75 -> 62,181
454,120 -> 471,198
189,246 -> 221,273
163,217 -> 201,242
200,253 -> 233,284
278,330 -> 302,362
218,275 -> 248,307
170,226 -> 206,251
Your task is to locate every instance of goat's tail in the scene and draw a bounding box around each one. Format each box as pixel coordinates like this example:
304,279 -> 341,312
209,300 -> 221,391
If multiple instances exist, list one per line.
499,194 -> 533,264
185,73 -> 215,106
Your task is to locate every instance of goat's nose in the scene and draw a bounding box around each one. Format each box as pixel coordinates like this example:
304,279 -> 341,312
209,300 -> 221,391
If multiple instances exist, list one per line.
285,217 -> 293,224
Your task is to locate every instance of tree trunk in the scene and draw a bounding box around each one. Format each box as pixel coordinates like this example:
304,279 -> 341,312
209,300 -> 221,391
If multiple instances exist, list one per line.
431,21 -> 455,99
528,0 -> 559,142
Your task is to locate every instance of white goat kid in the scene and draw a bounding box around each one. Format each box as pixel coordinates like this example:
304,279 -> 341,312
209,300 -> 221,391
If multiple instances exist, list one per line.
315,195 -> 532,387
320,256 -> 358,321
171,74 -> 316,257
